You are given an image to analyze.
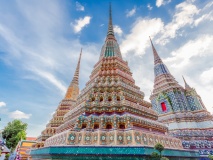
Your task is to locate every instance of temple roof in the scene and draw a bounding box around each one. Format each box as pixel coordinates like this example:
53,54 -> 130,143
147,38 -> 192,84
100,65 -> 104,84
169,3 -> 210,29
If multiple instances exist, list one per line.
99,4 -> 122,59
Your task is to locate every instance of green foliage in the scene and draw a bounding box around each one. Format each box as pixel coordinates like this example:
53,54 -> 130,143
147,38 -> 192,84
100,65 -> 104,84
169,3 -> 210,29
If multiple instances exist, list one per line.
151,151 -> 160,159
154,143 -> 165,158
208,154 -> 213,160
2,120 -> 27,150
161,157 -> 169,160
4,153 -> 10,160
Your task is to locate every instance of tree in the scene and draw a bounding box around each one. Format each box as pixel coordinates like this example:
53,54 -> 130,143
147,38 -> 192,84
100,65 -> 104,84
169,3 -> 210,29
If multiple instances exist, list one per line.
2,120 -> 27,150
151,151 -> 160,160
155,143 -> 165,158
4,153 -> 10,160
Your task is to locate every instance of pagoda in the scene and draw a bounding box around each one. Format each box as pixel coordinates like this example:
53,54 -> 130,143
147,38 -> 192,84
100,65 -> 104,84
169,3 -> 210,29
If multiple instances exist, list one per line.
31,5 -> 199,159
36,50 -> 82,143
149,38 -> 213,156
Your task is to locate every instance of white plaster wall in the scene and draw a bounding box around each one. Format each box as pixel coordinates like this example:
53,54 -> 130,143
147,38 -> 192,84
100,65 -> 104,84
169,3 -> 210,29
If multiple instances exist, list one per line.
167,120 -> 213,130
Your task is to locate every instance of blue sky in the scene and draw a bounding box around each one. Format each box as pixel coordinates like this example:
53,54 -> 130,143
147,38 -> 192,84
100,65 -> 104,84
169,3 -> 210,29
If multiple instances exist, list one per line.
0,0 -> 213,137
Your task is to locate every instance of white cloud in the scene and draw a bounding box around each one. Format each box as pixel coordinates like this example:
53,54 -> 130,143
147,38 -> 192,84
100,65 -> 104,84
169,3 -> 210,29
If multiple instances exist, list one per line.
9,110 -> 32,119
147,4 -> 153,10
76,1 -> 84,11
193,1 -> 213,26
126,6 -> 136,17
113,25 -> 123,36
120,18 -> 164,56
156,0 -> 171,7
0,102 -> 6,107
200,67 -> 213,84
72,16 -> 92,33
0,1 -> 99,136
157,0 -> 199,45
156,0 -> 164,7
164,35 -> 213,69
29,68 -> 67,94
194,12 -> 213,26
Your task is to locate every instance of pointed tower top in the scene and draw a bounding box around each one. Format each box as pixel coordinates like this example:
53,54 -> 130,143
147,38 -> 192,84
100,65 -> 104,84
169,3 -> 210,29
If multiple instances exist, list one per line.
107,3 -> 115,37
149,36 -> 162,65
182,76 -> 191,90
71,48 -> 82,85
64,49 -> 82,99
99,4 -> 122,59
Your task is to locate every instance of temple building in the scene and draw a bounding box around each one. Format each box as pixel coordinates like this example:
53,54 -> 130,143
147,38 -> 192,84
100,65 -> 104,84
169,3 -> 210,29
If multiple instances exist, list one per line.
149,38 -> 213,156
31,5 -> 199,159
43,5 -> 181,149
36,50 -> 82,142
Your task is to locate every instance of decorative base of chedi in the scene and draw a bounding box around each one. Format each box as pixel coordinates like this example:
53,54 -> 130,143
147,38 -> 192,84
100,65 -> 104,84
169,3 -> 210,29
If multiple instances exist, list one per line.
30,146 -> 200,160
45,128 -> 182,148
43,113 -> 182,148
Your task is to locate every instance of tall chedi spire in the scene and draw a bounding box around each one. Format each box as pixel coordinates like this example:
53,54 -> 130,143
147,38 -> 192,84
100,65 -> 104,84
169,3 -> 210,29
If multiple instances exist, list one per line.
182,76 -> 191,90
65,49 -> 82,100
71,48 -> 82,85
32,6 -> 213,159
149,37 -> 188,114
149,36 -> 163,65
107,3 -> 114,37
99,4 -> 122,59
149,37 -> 181,95
149,39 -> 213,156
37,49 -> 82,142
42,5 -> 183,154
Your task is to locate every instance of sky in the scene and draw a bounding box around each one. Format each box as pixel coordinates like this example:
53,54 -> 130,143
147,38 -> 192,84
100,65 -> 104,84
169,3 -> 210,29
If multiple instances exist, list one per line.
0,0 -> 213,137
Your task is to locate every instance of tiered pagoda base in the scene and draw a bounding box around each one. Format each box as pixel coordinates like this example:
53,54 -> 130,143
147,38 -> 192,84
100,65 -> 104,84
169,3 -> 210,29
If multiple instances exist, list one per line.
31,128 -> 201,159
44,129 -> 182,148
30,146 -> 200,160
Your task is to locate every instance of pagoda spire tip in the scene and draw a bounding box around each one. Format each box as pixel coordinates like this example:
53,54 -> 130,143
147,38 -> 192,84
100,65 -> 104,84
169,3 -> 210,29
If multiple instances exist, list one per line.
182,75 -> 191,89
149,36 -> 162,65
71,49 -> 82,85
107,2 -> 114,37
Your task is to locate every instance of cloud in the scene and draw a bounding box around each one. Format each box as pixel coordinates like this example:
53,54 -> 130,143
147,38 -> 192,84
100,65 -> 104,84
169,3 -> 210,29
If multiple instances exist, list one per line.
147,4 -> 153,10
194,12 -> 213,26
164,35 -> 213,69
156,0 -> 163,7
200,67 -> 213,84
76,1 -> 84,11
72,16 -> 92,33
156,0 -> 199,45
156,0 -> 171,7
126,6 -> 136,17
120,18 -> 164,56
119,0 -> 213,114
193,2 -> 213,26
9,110 -> 32,119
113,25 -> 123,36
0,102 -> 6,107
0,0 -> 100,136
29,67 -> 67,94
